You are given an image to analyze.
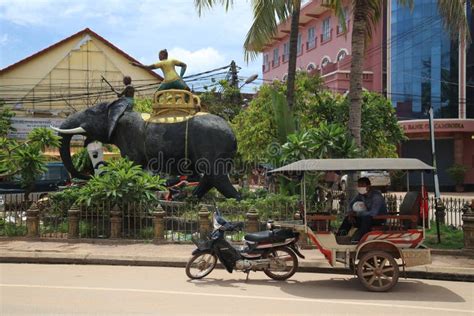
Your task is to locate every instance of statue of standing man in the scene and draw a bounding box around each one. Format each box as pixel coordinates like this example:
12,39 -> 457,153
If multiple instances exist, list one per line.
131,49 -> 190,91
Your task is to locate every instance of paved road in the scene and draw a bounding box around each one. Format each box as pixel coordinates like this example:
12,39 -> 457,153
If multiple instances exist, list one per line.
1,264 -> 473,315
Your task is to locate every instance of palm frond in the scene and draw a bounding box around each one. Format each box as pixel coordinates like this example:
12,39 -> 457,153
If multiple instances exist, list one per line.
323,0 -> 347,34
194,0 -> 234,16
437,0 -> 471,44
243,0 -> 292,62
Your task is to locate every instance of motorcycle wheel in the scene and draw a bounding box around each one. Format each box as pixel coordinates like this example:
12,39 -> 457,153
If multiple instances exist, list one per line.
185,252 -> 217,280
263,246 -> 298,281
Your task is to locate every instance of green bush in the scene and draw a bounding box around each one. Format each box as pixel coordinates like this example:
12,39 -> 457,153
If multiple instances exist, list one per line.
48,186 -> 81,216
76,158 -> 166,208
0,218 -> 27,236
217,193 -> 298,221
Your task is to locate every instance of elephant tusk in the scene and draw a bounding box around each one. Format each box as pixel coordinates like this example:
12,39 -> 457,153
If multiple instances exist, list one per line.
50,125 -> 86,134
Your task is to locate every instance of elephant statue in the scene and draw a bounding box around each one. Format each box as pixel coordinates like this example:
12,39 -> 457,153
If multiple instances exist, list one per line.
51,98 -> 240,199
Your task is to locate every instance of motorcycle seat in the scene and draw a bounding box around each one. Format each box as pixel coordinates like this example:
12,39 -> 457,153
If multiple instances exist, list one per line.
244,229 -> 295,243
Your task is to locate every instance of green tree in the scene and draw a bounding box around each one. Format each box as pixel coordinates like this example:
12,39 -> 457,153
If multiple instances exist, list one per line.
281,122 -> 359,163
0,103 -> 61,200
199,80 -> 243,121
232,73 -> 405,164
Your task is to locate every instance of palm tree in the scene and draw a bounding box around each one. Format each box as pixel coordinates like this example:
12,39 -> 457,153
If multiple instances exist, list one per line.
194,0 -> 302,110
324,0 -> 470,148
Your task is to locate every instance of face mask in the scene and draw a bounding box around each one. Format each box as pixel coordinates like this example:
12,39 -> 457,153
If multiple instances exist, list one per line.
357,187 -> 368,195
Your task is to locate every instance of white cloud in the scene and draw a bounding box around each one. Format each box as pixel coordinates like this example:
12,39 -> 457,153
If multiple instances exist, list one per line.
167,47 -> 226,75
0,33 -> 8,46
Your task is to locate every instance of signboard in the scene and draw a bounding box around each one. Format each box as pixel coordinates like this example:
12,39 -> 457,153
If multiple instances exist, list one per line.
8,117 -> 84,142
399,119 -> 474,134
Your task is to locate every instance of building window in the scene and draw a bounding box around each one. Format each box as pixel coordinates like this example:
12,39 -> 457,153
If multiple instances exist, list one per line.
306,63 -> 316,72
297,33 -> 302,55
263,54 -> 269,72
307,27 -> 316,50
336,49 -> 348,62
321,57 -> 330,68
337,7 -> 350,35
283,42 -> 289,62
322,17 -> 331,42
272,47 -> 279,67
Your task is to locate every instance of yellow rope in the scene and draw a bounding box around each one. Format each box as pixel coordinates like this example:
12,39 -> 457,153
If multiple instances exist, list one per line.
185,119 -> 189,164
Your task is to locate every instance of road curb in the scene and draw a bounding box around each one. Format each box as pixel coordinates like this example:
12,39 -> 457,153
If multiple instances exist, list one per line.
1,255 -> 472,283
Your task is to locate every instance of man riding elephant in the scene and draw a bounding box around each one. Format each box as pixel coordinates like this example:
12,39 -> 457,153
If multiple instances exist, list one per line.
131,49 -> 190,91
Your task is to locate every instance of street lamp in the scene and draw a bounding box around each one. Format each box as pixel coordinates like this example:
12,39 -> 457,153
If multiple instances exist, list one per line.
239,74 -> 258,89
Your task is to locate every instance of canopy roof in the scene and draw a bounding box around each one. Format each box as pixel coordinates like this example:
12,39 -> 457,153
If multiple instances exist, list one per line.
270,158 -> 434,173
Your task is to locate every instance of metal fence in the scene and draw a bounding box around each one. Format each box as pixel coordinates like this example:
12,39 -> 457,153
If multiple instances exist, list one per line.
383,194 -> 466,228
0,192 -> 469,240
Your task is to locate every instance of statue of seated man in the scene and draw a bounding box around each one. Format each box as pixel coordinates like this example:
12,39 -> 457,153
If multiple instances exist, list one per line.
103,75 -> 135,111
132,49 -> 190,92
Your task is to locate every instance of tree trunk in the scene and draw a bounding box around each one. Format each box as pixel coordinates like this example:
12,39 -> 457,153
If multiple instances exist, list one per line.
346,1 -> 368,200
348,2 -> 367,149
286,0 -> 301,111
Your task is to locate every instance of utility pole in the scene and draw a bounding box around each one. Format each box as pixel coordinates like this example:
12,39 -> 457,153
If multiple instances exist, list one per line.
428,105 -> 445,243
230,60 -> 239,89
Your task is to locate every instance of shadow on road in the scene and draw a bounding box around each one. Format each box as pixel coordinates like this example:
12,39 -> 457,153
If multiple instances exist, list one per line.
188,276 -> 465,303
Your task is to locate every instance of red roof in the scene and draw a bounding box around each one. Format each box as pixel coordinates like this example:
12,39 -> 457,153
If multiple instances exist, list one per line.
0,28 -> 163,81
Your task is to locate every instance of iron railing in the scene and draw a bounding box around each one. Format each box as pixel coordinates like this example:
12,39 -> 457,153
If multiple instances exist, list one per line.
0,192 -> 469,240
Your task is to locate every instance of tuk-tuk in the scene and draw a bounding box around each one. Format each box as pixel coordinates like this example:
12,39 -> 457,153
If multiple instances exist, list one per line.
270,158 -> 433,292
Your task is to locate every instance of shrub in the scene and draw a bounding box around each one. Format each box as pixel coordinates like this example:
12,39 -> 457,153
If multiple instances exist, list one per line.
76,158 -> 166,208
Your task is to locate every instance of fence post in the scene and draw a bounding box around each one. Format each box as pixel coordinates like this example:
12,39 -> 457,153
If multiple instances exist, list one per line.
246,208 -> 259,233
153,204 -> 166,241
198,205 -> 211,237
26,202 -> 40,238
110,204 -> 122,239
462,199 -> 474,254
68,204 -> 80,239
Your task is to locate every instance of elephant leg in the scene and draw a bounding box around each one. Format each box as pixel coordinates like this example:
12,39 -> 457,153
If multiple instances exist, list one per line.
192,176 -> 213,199
210,175 -> 241,200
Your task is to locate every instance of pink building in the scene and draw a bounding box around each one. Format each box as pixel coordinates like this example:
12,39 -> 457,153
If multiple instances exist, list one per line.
262,0 -> 385,94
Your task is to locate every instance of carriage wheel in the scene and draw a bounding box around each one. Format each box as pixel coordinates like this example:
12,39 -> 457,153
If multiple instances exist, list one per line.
356,251 -> 399,292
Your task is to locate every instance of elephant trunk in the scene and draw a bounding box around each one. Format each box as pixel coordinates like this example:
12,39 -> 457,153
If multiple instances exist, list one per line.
59,133 -> 91,180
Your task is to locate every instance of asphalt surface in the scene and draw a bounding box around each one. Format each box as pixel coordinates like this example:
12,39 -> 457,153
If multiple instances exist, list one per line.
1,264 -> 473,315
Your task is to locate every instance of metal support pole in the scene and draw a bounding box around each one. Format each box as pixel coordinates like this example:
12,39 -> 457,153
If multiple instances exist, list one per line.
428,106 -> 443,243
303,172 -> 307,230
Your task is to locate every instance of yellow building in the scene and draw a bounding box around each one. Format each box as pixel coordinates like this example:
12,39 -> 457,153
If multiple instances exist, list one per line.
0,28 -> 162,127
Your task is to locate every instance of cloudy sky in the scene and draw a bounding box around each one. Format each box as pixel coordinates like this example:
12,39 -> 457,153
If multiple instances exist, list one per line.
0,0 -> 263,91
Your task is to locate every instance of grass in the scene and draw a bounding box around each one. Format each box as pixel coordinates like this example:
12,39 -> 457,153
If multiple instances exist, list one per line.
424,221 -> 464,249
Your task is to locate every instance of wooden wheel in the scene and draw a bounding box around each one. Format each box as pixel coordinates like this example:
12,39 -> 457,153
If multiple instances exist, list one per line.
357,251 -> 399,292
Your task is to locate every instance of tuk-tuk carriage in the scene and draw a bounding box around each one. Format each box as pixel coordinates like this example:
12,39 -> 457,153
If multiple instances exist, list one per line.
270,158 -> 433,292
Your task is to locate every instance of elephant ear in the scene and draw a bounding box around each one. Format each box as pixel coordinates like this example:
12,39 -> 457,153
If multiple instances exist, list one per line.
107,98 -> 130,140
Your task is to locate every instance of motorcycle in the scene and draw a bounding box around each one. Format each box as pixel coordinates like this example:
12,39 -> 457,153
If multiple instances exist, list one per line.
185,210 -> 305,281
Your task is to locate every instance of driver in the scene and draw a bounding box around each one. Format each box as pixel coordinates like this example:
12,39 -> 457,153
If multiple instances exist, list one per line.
337,177 -> 387,243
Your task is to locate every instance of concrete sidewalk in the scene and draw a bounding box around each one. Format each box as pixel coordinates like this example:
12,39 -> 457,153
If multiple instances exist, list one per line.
0,240 -> 473,282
